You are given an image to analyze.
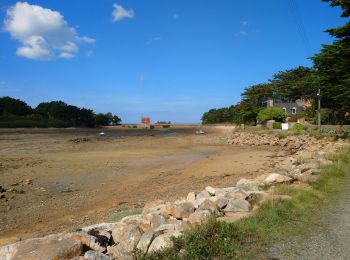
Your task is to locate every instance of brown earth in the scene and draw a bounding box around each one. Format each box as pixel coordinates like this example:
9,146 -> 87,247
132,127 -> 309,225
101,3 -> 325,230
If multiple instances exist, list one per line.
0,127 -> 280,245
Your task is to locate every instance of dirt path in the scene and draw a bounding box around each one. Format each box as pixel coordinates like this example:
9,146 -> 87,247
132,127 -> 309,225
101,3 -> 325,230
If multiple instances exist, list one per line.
269,180 -> 350,260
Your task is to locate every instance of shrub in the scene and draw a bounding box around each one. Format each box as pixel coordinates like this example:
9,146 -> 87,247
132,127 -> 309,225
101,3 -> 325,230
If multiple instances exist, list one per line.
292,123 -> 306,133
257,108 -> 288,122
273,122 -> 282,129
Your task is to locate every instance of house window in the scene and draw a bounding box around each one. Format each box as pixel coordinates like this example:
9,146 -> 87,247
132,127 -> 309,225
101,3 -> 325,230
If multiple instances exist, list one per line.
290,107 -> 296,114
282,107 -> 287,113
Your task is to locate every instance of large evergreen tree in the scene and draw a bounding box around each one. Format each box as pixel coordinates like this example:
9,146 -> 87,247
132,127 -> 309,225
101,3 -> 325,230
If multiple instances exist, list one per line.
312,0 -> 350,122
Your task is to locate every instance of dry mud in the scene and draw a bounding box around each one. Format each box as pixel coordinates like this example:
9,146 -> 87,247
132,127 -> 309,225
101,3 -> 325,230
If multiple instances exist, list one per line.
0,127 -> 279,245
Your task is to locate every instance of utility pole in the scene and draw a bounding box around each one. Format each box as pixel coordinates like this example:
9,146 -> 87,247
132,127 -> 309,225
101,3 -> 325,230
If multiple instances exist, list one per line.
317,88 -> 321,130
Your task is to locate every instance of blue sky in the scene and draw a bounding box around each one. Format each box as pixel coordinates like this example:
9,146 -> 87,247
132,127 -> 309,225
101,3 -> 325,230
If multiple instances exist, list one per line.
0,1 -> 345,123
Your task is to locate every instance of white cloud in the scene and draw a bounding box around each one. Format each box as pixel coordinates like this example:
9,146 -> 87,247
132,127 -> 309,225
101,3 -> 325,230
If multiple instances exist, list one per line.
112,4 -> 134,22
59,52 -> 75,59
3,2 -> 95,60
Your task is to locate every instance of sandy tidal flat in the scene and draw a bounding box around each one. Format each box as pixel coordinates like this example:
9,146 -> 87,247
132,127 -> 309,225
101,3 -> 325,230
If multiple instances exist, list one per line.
0,127 -> 277,244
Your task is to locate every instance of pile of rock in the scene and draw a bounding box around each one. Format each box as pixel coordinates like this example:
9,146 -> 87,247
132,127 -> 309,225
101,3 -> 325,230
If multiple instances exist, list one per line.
0,138 -> 344,260
0,173 -> 296,260
227,132 -> 319,151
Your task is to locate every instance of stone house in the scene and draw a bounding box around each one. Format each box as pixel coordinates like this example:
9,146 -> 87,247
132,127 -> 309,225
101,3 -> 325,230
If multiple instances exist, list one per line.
266,99 -> 311,116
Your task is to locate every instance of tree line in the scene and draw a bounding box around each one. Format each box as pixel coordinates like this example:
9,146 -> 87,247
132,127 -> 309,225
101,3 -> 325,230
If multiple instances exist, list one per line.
0,96 -> 121,128
202,0 -> 350,125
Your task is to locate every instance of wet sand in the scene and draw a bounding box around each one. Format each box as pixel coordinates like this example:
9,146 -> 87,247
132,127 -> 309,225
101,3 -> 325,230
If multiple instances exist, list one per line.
0,127 -> 276,244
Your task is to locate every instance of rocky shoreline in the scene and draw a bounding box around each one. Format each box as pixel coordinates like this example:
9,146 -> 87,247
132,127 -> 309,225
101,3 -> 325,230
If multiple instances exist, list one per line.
0,134 -> 345,260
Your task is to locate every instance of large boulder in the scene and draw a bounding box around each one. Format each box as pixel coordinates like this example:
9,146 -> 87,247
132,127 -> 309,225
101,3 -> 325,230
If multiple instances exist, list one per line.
167,217 -> 191,231
217,212 -> 252,223
142,200 -> 166,215
111,223 -> 142,248
81,223 -> 116,233
296,161 -> 320,173
224,199 -> 251,213
186,192 -> 196,203
136,231 -> 155,253
163,201 -> 195,219
205,186 -> 216,195
225,190 -> 248,200
196,190 -> 211,200
188,210 -> 211,226
209,196 -> 229,209
84,250 -> 113,260
148,231 -> 182,253
263,173 -> 292,185
198,199 -> 219,213
64,231 -> 108,252
107,241 -> 133,260
11,235 -> 82,260
145,213 -> 167,230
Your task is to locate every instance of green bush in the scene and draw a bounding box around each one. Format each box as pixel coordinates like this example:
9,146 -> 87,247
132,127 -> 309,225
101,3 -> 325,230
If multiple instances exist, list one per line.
292,123 -> 306,133
257,108 -> 288,122
273,122 -> 282,129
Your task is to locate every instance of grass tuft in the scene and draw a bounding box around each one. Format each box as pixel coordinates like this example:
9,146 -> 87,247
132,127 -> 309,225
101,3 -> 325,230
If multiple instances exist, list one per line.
110,208 -> 142,222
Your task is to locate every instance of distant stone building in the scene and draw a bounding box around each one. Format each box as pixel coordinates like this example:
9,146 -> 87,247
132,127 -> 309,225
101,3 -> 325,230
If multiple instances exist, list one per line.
266,99 -> 311,116
139,117 -> 151,128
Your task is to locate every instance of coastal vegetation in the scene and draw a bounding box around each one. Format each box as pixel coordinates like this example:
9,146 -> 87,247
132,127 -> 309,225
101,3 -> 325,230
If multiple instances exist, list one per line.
0,96 -> 121,128
202,0 -> 350,125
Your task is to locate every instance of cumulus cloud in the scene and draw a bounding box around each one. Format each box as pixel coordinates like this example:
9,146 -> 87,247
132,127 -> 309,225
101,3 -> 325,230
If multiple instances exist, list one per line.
3,2 -> 95,60
112,4 -> 135,21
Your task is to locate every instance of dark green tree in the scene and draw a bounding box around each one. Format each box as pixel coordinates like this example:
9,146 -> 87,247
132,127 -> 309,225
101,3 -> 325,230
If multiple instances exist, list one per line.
312,0 -> 350,123
0,96 -> 32,116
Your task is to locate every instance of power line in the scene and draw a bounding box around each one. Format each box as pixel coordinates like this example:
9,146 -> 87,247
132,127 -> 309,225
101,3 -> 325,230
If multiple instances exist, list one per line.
288,0 -> 312,55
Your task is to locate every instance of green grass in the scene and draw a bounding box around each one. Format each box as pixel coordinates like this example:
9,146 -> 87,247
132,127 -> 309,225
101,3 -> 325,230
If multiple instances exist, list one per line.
136,144 -> 350,259
110,208 -> 143,222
